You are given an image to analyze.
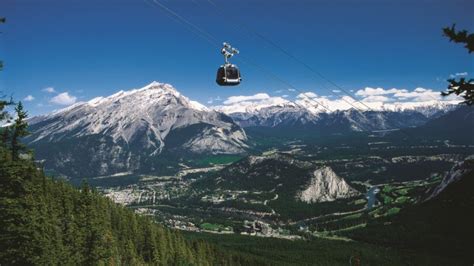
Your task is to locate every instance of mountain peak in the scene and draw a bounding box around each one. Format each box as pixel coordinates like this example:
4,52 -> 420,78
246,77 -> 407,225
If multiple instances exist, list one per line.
142,81 -> 175,91
139,81 -> 180,97
147,80 -> 162,87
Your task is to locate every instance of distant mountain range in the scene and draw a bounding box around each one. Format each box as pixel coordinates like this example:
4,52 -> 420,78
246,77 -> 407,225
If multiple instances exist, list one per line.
213,96 -> 458,132
26,81 -> 467,178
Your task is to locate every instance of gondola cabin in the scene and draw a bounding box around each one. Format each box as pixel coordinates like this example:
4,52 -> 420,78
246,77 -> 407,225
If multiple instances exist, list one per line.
216,64 -> 241,86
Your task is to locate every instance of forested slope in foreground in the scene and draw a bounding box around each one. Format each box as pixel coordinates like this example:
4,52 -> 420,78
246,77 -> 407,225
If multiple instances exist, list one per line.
0,157 -> 265,265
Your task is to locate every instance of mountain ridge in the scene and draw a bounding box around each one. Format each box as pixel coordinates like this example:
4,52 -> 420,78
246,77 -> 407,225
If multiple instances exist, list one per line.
212,95 -> 458,130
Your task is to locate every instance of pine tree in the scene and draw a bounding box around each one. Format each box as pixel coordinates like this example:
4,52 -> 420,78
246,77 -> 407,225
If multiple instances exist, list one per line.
11,101 -> 29,160
442,25 -> 474,105
443,24 -> 474,53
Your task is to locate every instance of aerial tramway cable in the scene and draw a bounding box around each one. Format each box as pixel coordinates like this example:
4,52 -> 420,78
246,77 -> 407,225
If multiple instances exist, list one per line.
205,0 -> 372,112
145,0 -> 405,134
202,0 -> 445,139
145,0 -> 387,133
146,0 -> 335,114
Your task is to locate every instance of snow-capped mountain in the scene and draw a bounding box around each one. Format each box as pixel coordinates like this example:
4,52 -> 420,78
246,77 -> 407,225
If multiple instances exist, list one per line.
27,81 -> 248,178
382,101 -> 457,118
297,166 -> 360,203
214,97 -> 458,131
214,97 -> 315,127
226,104 -> 321,128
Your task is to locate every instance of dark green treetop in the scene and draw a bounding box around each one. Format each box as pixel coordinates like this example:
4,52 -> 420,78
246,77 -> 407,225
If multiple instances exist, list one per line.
442,24 -> 474,105
11,102 -> 30,159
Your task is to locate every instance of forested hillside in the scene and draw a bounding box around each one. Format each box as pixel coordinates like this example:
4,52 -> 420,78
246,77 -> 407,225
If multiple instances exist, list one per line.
0,100 -> 256,265
342,157 -> 474,264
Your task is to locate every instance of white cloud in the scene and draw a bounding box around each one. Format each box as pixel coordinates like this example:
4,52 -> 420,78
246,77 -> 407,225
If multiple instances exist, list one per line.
361,95 -> 390,102
282,94 -> 289,98
50,92 -> 77,105
296,92 -> 318,99
288,88 -> 296,92
354,87 -> 444,103
23,95 -> 35,101
42,87 -> 56,93
414,87 -> 427,92
450,72 -> 468,78
355,87 -> 406,97
223,93 -> 270,104
393,88 -> 440,101
332,89 -> 341,93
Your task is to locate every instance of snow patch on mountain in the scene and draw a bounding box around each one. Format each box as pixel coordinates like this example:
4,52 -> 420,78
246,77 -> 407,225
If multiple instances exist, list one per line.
214,96 -> 297,114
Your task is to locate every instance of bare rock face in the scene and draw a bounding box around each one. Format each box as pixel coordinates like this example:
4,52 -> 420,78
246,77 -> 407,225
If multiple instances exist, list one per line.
297,166 -> 360,203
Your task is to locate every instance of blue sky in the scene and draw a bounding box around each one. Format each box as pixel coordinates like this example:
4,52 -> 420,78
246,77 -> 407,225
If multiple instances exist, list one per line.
1,0 -> 473,115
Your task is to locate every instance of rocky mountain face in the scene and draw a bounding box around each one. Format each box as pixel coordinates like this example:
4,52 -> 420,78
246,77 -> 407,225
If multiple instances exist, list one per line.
228,105 -> 319,128
297,166 -> 360,203
26,82 -> 248,178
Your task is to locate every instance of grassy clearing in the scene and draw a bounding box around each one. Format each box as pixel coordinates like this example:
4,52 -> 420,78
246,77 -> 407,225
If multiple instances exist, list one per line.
395,196 -> 410,204
386,207 -> 401,216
